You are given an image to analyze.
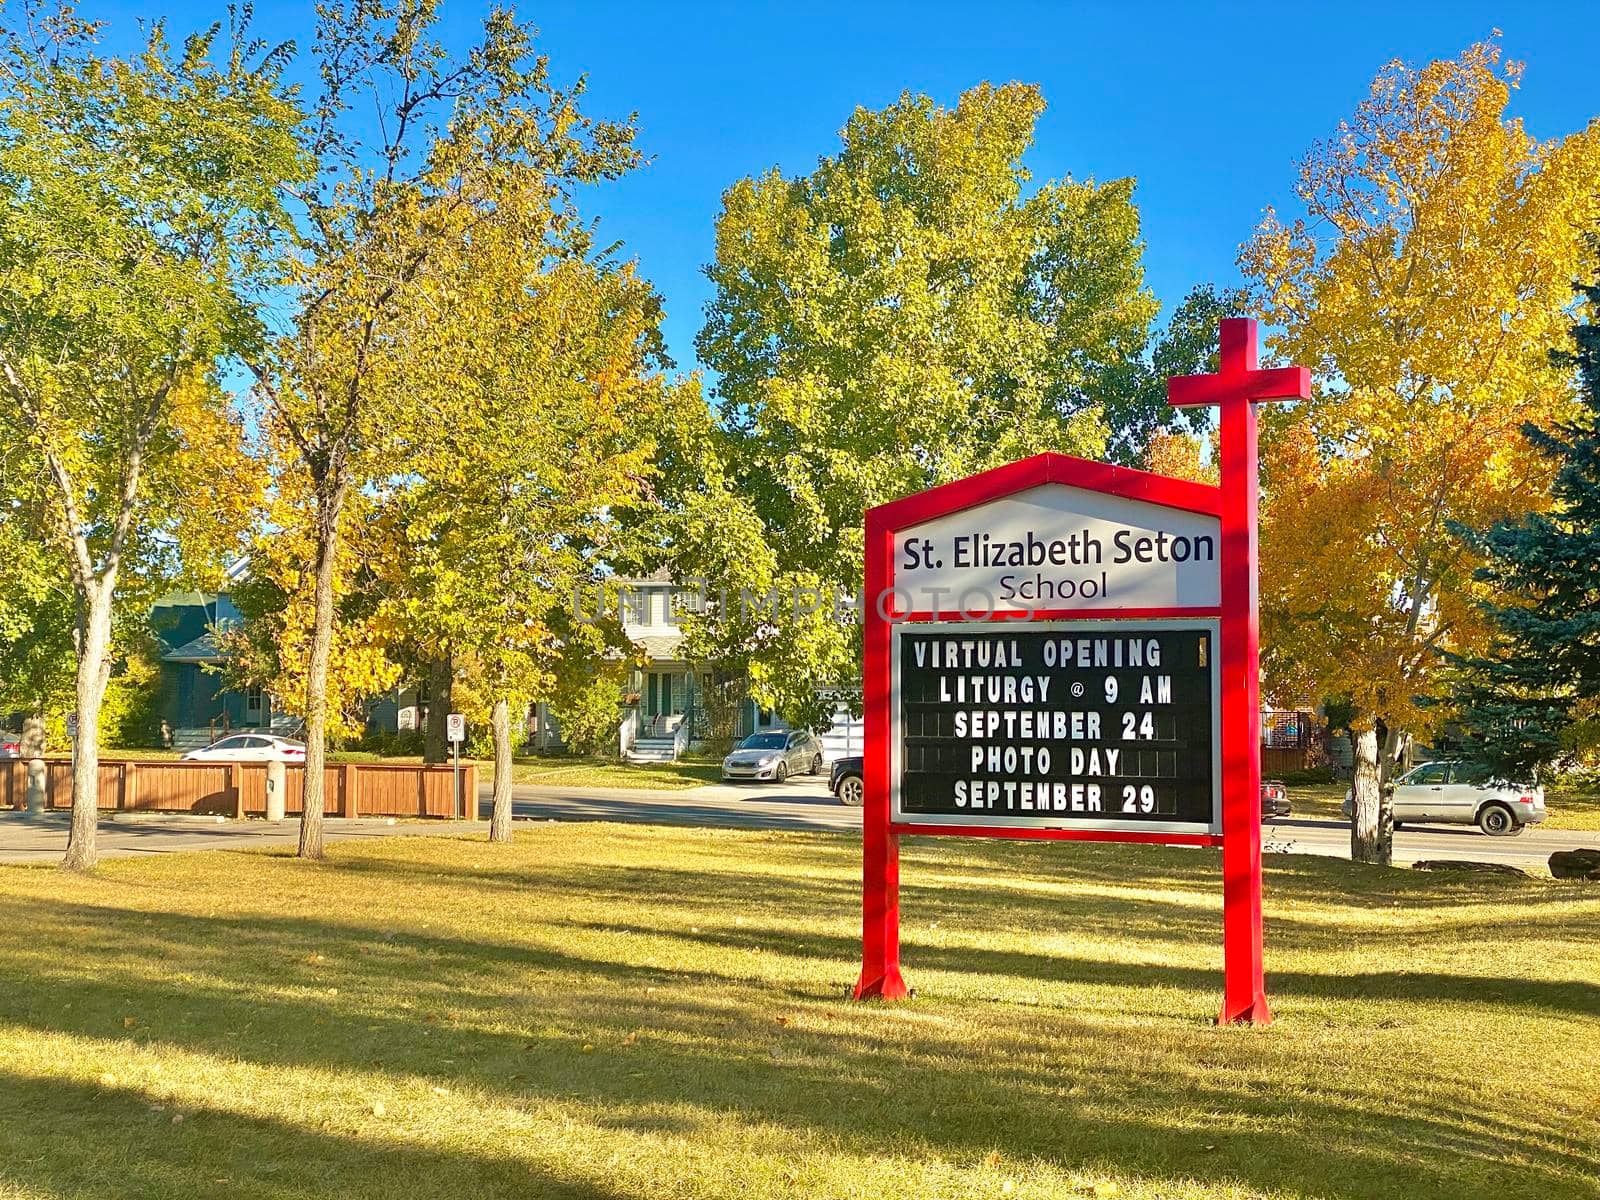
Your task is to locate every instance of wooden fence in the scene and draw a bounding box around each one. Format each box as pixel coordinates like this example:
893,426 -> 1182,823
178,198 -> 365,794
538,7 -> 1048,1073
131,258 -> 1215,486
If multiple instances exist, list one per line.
1260,746 -> 1310,776
1,759 -> 477,820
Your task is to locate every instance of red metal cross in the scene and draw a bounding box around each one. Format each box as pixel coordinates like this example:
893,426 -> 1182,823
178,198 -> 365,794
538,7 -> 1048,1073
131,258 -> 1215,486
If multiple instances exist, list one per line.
1168,317 -> 1310,410
1164,316 -> 1310,1026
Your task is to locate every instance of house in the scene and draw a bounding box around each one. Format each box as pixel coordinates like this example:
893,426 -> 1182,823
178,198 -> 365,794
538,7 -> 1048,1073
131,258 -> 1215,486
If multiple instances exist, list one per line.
531,571 -> 787,763
530,571 -> 864,764
151,587 -> 287,749
611,572 -> 863,764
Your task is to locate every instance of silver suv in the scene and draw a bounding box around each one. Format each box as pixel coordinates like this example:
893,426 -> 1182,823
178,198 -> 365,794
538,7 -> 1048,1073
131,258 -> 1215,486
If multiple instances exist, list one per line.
721,729 -> 823,783
1343,760 -> 1546,835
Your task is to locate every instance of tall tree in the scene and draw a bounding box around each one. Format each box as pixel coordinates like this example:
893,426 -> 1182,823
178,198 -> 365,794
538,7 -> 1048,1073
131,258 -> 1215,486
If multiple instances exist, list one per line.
672,83 -> 1158,724
0,5 -> 303,867
1443,271 -> 1600,779
1242,41 -> 1600,863
374,225 -> 682,842
249,1 -> 642,858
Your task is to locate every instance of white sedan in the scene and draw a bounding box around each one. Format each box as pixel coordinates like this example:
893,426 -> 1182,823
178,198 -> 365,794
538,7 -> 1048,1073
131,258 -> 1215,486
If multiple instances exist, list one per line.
181,734 -> 306,763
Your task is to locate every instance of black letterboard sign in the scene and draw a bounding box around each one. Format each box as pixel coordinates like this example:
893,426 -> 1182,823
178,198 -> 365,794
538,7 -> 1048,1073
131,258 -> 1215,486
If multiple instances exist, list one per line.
894,622 -> 1218,832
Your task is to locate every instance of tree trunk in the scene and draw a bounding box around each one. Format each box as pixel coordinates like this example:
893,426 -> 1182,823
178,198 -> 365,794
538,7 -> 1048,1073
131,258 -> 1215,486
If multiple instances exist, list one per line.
1349,725 -> 1391,866
424,656 -> 452,764
299,487 -> 344,860
489,697 -> 514,843
62,582 -> 115,870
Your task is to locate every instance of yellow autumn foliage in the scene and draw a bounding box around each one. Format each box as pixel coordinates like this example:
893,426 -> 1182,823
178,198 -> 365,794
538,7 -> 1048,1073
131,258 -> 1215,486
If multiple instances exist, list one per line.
1242,39 -> 1600,748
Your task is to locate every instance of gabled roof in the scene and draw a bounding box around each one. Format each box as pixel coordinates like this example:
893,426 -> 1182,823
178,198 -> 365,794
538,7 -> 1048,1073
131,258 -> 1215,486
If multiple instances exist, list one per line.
634,632 -> 686,662
867,451 -> 1223,531
162,632 -> 228,664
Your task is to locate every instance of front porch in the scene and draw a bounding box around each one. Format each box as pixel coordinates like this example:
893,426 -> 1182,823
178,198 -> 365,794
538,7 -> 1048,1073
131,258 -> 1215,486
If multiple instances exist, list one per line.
620,664 -> 703,763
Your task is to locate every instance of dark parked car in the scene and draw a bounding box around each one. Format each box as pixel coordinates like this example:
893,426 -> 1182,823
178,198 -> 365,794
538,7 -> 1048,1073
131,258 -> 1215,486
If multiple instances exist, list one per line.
829,755 -> 864,806
1261,779 -> 1291,818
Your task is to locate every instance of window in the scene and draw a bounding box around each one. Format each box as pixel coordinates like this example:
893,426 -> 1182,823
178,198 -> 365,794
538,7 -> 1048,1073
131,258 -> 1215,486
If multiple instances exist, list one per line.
1450,762 -> 1491,785
740,733 -> 788,750
245,685 -> 264,718
1408,763 -> 1449,786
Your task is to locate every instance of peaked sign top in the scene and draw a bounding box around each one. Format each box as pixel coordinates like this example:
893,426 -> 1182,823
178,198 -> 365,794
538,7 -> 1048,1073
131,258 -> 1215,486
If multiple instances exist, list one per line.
1167,317 -> 1310,410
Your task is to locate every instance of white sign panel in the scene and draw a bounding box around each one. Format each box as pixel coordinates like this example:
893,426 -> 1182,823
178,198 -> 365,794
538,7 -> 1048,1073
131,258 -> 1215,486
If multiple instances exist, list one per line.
446,713 -> 466,744
893,483 -> 1220,613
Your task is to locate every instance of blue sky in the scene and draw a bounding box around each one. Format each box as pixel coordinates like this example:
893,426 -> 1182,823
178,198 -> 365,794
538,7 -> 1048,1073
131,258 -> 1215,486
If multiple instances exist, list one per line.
97,1 -> 1600,371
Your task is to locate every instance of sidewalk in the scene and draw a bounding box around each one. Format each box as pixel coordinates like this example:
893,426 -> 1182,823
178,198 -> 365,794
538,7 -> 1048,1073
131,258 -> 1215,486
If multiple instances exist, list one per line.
0,811 -> 491,865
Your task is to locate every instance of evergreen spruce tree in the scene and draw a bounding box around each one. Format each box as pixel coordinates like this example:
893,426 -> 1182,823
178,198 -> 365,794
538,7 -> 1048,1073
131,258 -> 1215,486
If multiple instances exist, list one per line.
1446,271 -> 1600,778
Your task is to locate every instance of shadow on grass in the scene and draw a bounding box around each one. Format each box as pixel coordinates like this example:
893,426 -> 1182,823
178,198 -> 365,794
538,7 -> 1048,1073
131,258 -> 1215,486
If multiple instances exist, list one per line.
0,1071 -> 624,1200
2,837 -> 1597,1200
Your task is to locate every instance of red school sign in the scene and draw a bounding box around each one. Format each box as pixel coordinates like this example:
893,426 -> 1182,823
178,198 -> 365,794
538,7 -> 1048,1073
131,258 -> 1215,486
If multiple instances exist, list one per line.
853,318 -> 1308,1025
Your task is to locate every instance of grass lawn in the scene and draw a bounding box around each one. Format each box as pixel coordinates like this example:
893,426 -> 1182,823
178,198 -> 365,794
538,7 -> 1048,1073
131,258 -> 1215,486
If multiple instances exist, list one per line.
508,756 -> 723,790
1,829 -> 1597,1199
1287,781 -> 1600,832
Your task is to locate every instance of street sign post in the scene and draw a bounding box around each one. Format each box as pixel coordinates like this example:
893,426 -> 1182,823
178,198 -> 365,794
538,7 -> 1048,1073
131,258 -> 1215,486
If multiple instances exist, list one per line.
853,317 -> 1307,1025
446,713 -> 465,819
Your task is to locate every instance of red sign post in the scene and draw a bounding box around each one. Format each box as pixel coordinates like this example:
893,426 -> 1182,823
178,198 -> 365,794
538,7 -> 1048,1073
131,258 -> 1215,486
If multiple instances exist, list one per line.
853,317 -> 1307,1025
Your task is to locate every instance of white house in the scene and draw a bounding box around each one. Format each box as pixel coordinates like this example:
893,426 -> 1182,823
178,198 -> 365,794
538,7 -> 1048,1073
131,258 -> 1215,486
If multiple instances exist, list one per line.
535,571 -> 862,764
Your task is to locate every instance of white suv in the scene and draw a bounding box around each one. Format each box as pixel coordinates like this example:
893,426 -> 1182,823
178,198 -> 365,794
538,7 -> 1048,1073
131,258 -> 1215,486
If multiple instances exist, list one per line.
1343,760 -> 1546,836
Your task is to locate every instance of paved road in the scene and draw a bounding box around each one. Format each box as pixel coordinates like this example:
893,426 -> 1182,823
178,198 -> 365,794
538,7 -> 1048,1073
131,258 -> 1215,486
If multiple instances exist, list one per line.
3,779 -> 1592,869
487,778 -> 1596,871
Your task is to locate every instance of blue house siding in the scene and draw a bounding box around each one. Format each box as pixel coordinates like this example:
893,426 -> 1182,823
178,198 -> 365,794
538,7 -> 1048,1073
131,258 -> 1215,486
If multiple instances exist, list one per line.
152,592 -> 264,736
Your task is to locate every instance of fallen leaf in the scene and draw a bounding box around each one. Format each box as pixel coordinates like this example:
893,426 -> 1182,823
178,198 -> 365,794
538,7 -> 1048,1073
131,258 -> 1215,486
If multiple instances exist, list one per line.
170,1113 -> 184,1125
431,1086 -> 450,1097
581,1044 -> 595,1053
121,1017 -> 137,1030
98,1073 -> 118,1087
984,1151 -> 1002,1168
1093,1184 -> 1119,1198
371,1101 -> 386,1117
774,1016 -> 791,1026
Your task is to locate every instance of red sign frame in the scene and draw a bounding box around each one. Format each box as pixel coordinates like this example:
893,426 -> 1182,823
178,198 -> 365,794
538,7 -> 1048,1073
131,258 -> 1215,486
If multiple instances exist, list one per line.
852,318 -> 1306,1025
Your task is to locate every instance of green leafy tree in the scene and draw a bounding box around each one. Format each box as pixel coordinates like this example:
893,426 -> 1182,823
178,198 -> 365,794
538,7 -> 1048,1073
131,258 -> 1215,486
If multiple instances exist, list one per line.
1443,272 -> 1600,778
670,83 -> 1158,724
544,607 -> 635,758
1097,284 -> 1234,465
0,5 -> 303,867
373,230 -> 682,841
247,1 -> 643,858
0,501 -> 75,723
